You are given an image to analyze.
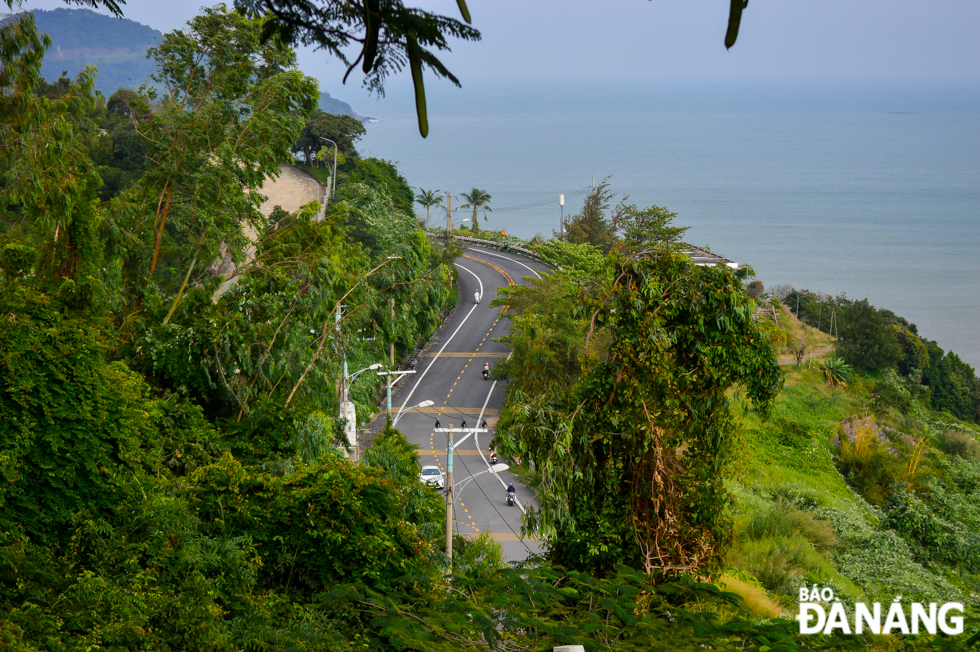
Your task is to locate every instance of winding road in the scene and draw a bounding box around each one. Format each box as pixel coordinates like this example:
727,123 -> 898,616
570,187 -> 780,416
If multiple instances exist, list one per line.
372,244 -> 549,562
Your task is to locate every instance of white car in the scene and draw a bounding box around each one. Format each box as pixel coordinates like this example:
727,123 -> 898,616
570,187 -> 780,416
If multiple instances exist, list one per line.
419,465 -> 445,489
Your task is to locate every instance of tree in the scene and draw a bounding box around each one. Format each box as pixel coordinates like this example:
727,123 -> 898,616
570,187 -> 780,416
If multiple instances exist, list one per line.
614,202 -> 690,250
459,187 -> 492,233
292,109 -> 366,165
496,251 -> 782,576
0,12 -> 102,270
836,299 -> 902,372
564,177 -> 617,253
414,187 -> 442,229
120,4 -> 318,312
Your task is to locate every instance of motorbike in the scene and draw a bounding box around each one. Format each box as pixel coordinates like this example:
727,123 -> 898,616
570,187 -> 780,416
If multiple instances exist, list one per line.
482,368 -> 489,380
505,491 -> 516,507
490,452 -> 498,464
474,291 -> 480,304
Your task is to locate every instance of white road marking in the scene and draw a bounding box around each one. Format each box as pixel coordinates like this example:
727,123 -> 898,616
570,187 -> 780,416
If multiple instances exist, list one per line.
392,263 -> 484,426
470,246 -> 542,280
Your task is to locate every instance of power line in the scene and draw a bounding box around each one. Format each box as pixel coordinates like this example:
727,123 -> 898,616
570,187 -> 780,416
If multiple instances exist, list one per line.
491,187 -> 591,213
453,440 -> 536,555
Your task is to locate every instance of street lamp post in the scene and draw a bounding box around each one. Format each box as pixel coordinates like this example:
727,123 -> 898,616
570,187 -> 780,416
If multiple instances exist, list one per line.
452,463 -> 509,502
341,362 -> 382,460
317,136 -> 337,211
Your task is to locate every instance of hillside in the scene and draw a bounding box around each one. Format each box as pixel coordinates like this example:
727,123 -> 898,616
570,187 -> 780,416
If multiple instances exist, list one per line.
31,8 -> 160,95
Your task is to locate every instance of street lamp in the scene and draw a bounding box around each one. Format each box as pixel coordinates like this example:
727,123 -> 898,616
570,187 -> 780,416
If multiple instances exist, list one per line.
452,463 -> 509,503
340,362 -> 382,461
316,136 -> 337,207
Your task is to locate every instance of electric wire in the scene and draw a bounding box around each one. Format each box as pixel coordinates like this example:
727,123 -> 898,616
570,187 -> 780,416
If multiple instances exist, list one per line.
453,440 -> 536,555
490,187 -> 591,213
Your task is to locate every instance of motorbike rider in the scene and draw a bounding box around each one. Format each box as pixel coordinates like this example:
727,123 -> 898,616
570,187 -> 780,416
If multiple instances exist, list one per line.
460,419 -> 467,430
490,451 -> 498,464
482,362 -> 490,379
481,419 -> 488,430
434,418 -> 440,429
474,290 -> 480,304
506,483 -> 516,497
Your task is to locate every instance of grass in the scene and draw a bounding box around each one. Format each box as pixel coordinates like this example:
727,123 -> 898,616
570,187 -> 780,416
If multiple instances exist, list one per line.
718,573 -> 786,619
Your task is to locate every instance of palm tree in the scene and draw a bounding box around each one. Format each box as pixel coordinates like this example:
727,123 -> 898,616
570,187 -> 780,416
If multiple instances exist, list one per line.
414,188 -> 443,230
460,188 -> 492,233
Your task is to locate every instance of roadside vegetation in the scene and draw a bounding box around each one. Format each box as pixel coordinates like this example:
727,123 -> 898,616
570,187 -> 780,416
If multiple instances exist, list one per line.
2,6 -> 979,651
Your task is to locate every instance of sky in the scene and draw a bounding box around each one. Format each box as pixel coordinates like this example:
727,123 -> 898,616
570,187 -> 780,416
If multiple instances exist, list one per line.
15,0 -> 980,106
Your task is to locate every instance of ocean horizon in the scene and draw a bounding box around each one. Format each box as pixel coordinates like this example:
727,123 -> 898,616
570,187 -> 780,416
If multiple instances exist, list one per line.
353,82 -> 980,370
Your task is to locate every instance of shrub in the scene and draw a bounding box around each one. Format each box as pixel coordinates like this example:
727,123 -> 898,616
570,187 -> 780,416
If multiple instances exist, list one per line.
745,499 -> 837,552
834,418 -> 900,506
937,429 -> 980,459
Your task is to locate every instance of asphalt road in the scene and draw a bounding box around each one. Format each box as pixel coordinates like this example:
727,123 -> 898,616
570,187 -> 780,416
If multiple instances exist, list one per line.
376,244 -> 550,562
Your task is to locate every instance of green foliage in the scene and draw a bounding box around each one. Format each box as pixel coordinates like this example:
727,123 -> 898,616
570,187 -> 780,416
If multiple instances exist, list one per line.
321,565 -> 864,651
118,4 -> 318,298
459,187 -> 492,232
293,109 -> 366,164
818,357 -> 852,388
836,298 -> 902,372
922,340 -> 980,423
413,186 -> 442,229
498,251 -> 782,576
563,177 -> 618,253
614,202 -> 690,250
528,239 -> 609,277
341,157 -> 414,216
937,428 -> 980,458
0,12 -> 102,267
745,499 -> 837,552
0,289 -> 153,548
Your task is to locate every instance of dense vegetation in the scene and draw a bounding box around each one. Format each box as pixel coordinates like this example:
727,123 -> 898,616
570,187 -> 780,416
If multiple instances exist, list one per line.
2,5 -> 979,650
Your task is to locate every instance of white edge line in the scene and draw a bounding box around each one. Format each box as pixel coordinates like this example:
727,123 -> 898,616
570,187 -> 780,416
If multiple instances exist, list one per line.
392,263 -> 484,426
475,353 -> 527,516
470,246 -> 542,280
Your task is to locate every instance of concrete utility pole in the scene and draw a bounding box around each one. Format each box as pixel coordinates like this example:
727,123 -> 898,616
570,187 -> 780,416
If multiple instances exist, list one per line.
433,425 -> 489,562
445,191 -> 453,235
446,425 -> 454,560
390,297 -> 395,366
559,193 -> 565,241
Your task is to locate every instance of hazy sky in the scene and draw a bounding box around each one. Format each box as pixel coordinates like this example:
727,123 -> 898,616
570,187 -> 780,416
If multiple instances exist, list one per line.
17,0 -> 980,103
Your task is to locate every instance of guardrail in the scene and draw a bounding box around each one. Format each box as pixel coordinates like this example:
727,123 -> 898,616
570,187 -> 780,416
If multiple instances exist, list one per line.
426,232 -> 562,271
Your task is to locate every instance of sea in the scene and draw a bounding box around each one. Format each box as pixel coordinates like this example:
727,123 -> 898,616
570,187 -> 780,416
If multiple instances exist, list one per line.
355,82 -> 980,370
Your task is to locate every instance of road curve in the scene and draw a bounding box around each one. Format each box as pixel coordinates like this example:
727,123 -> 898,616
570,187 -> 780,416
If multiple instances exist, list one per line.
376,243 -> 550,562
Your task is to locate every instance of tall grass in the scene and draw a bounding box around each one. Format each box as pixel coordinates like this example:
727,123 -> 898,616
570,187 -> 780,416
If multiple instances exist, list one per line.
745,499 -> 836,552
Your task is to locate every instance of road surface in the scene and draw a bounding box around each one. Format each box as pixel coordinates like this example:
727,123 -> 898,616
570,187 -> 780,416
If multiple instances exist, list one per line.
370,244 -> 550,562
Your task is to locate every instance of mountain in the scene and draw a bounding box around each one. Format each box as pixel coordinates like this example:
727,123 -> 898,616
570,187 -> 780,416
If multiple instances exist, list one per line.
31,8 -> 161,95
27,8 -> 370,119
318,92 -> 374,123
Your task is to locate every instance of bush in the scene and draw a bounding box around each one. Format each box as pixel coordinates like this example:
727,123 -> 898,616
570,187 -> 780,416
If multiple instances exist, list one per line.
937,429 -> 980,459
745,499 -> 837,552
834,418 -> 900,506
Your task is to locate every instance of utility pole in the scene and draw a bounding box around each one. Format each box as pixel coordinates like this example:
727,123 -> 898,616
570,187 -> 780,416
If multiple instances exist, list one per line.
559,193 -> 564,241
390,297 -> 395,367
445,424 -> 454,561
592,175 -> 595,190
445,191 -> 453,236
432,424 -> 488,562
